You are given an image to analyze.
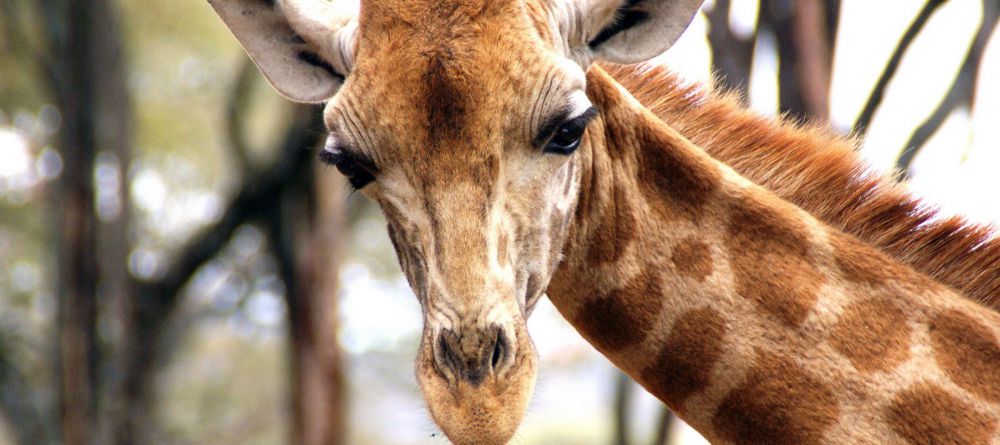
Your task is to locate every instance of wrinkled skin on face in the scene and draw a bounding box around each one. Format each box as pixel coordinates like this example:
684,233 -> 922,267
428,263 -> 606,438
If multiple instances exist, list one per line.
207,0 -> 702,442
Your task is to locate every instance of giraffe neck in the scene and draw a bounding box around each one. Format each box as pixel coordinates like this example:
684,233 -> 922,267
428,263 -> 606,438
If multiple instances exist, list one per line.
601,63 -> 1000,310
547,66 -> 1000,444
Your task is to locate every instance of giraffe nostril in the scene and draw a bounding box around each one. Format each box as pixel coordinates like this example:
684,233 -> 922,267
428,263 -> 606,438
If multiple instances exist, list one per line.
432,326 -> 512,385
490,329 -> 509,372
434,330 -> 461,380
491,331 -> 503,369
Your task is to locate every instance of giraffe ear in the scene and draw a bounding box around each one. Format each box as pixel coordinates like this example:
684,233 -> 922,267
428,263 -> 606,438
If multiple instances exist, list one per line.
555,0 -> 704,65
208,0 -> 358,103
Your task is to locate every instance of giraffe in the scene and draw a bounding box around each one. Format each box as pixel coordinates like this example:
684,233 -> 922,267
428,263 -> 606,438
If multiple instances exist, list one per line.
206,0 -> 1000,443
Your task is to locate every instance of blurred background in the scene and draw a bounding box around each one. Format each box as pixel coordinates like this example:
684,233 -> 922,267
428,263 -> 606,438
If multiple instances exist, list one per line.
0,0 -> 998,444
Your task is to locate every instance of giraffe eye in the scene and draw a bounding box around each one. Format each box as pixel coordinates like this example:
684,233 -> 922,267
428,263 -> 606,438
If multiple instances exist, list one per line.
318,148 -> 376,189
543,107 -> 598,155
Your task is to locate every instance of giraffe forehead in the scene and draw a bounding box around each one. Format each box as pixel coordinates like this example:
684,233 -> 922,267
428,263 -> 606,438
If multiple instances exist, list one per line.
330,0 -> 584,168
358,0 -> 517,33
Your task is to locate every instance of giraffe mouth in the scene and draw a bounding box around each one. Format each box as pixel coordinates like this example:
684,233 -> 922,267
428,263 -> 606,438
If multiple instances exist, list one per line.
415,319 -> 538,445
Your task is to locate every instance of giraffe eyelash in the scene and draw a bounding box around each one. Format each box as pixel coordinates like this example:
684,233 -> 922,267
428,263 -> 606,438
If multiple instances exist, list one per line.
318,148 -> 377,189
541,106 -> 599,155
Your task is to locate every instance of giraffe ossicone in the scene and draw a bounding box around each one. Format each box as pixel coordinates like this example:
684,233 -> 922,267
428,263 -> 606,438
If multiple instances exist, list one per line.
208,0 -> 1000,443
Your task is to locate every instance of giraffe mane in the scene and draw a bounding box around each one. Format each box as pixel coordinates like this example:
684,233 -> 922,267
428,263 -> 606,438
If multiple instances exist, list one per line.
602,62 -> 1000,312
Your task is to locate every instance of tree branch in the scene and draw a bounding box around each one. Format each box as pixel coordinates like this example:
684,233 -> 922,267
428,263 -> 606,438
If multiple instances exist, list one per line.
852,0 -> 946,136
226,58 -> 258,173
706,0 -> 756,96
792,0 -> 834,121
895,0 -> 1000,175
137,107 -> 322,309
119,105 -> 324,444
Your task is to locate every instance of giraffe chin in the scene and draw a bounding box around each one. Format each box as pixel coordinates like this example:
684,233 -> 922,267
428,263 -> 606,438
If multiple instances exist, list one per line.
416,332 -> 537,445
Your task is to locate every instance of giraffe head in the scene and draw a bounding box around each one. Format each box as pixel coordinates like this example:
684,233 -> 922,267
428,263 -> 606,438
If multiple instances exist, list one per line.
209,0 -> 702,442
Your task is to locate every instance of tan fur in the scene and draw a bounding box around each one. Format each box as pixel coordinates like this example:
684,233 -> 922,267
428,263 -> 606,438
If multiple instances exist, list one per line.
604,63 -> 1000,310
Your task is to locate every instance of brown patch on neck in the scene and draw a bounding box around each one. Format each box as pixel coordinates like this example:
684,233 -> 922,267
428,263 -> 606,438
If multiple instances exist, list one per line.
573,268 -> 663,352
671,237 -> 714,282
830,232 -> 934,292
828,299 -> 912,373
640,307 -> 726,411
602,63 -> 1000,312
712,352 -> 840,445
830,232 -> 896,285
635,121 -> 721,222
586,180 -> 637,265
585,68 -> 721,223
929,309 -> 1000,402
886,383 -> 998,445
725,192 -> 825,327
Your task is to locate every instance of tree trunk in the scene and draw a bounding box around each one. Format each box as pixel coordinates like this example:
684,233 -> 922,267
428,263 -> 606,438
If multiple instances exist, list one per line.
759,0 -> 838,121
38,0 -> 136,442
44,0 -> 135,442
296,161 -> 348,445
88,0 -> 135,442
268,106 -> 348,445
706,0 -> 756,96
51,0 -> 102,443
852,0 -> 946,136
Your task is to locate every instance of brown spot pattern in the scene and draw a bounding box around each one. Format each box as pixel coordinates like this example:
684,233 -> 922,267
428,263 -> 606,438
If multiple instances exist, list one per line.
832,233 -> 895,285
712,353 -> 840,445
671,238 -> 714,282
831,232 -> 931,291
726,196 -> 825,327
574,269 -> 663,352
640,308 -> 726,410
886,383 -> 997,445
929,309 -> 1000,402
422,54 -> 469,145
586,181 -> 637,265
829,299 -> 911,373
637,124 -> 720,221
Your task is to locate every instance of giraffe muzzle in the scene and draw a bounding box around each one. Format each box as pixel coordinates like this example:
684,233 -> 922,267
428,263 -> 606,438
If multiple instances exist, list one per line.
432,324 -> 512,386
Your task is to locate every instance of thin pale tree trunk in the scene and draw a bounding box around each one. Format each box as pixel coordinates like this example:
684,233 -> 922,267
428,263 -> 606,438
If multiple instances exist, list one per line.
706,0 -> 756,96
759,0 -> 837,121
